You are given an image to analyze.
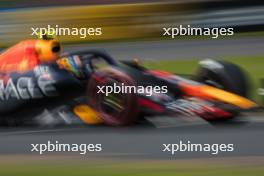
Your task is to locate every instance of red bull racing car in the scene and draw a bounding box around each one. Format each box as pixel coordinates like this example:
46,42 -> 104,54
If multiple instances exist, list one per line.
0,37 -> 258,126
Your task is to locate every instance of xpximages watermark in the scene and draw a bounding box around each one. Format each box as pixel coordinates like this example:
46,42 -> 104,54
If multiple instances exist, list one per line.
162,140 -> 234,155
163,25 -> 234,39
30,141 -> 102,155
31,25 -> 102,38
97,83 -> 168,96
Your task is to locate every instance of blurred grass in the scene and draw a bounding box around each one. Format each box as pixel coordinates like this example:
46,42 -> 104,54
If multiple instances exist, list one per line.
144,56 -> 264,104
0,158 -> 263,176
1,1 -> 263,48
0,2 -> 192,47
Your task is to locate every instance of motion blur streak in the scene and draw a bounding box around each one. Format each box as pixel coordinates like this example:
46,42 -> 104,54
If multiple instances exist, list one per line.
1,1 -> 264,47
0,2 -> 192,46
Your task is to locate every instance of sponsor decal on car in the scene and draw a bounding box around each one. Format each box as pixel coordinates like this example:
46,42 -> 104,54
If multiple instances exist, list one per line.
0,75 -> 57,100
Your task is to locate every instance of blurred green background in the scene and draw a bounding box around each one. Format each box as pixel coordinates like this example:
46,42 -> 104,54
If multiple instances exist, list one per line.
0,155 -> 263,176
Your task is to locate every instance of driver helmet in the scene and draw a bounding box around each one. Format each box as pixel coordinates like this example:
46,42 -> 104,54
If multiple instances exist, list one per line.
57,55 -> 84,78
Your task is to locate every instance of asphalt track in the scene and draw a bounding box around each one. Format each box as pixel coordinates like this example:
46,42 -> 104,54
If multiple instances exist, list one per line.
65,36 -> 264,60
0,115 -> 264,159
0,36 -> 264,159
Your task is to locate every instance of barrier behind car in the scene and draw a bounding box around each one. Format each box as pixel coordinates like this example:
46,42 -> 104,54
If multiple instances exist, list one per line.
0,1 -> 264,47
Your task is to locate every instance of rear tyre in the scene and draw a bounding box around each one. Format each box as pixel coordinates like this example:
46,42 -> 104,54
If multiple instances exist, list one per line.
87,68 -> 139,126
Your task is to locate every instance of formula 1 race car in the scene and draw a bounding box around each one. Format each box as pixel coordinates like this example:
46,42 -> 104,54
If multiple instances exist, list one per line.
0,38 -> 258,126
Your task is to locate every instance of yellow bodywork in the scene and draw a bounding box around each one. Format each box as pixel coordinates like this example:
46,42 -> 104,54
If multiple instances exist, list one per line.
202,86 -> 257,109
73,104 -> 103,125
36,40 -> 61,63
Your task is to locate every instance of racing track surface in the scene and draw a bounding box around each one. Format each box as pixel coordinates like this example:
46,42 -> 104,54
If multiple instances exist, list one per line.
0,36 -> 264,159
65,36 -> 264,60
0,116 -> 264,159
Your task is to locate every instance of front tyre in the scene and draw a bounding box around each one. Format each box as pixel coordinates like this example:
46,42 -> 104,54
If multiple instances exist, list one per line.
196,59 -> 251,121
196,59 -> 250,98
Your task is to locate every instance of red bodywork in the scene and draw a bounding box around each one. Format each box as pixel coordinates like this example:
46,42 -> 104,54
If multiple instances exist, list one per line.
0,40 -> 40,73
143,70 -> 237,119
0,39 -> 61,74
